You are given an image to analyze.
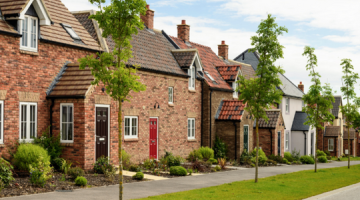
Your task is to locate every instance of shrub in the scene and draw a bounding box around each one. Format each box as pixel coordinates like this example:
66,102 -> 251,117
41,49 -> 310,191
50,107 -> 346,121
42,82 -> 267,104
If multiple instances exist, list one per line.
300,155 -> 315,164
68,167 -> 85,179
14,144 -> 50,172
143,159 -> 154,170
33,127 -> 63,161
122,150 -> 131,170
197,147 -> 214,161
324,150 -> 331,156
187,169 -> 193,175
250,163 -> 255,167
93,156 -> 112,174
291,149 -> 301,161
132,172 -> 144,180
284,152 -> 293,162
104,164 -> 117,182
129,164 -> 141,172
318,156 -> 328,163
213,136 -> 227,159
29,158 -> 52,187
167,155 -> 183,168
75,176 -> 87,186
317,150 -> 326,157
266,159 -> 277,166
251,148 -> 268,165
51,158 -> 64,172
239,149 -> 252,165
169,166 -> 187,176
292,161 -> 301,165
326,156 -> 332,161
0,158 -> 14,186
191,160 -> 206,172
282,158 -> 288,164
61,160 -> 72,175
208,158 -> 218,164
187,150 -> 203,162
218,158 -> 226,169
214,165 -> 221,171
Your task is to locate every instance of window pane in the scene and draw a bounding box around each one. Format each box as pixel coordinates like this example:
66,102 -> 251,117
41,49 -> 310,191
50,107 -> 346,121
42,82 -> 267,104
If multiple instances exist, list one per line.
192,120 -> 195,137
132,118 -> 137,136
192,67 -> 195,88
31,19 -> 36,48
62,123 -> 67,140
188,69 -> 191,88
188,119 -> 190,137
68,123 -> 73,140
68,106 -> 73,122
62,106 -> 67,123
125,118 -> 130,136
21,105 -> 27,139
22,18 -> 28,46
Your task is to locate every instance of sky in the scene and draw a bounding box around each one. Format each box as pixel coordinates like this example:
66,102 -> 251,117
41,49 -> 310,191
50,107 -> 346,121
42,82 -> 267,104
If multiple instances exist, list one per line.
63,0 -> 360,98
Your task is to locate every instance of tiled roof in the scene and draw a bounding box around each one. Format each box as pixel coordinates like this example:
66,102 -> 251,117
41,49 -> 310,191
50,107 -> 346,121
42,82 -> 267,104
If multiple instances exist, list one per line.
324,126 -> 340,137
254,110 -> 282,128
170,36 -> 232,91
0,0 -> 101,51
216,65 -> 240,81
331,96 -> 342,118
47,63 -> 93,97
291,111 -> 310,131
343,127 -> 356,140
221,59 -> 256,80
74,11 -> 187,77
171,50 -> 196,69
215,100 -> 246,121
72,12 -> 98,42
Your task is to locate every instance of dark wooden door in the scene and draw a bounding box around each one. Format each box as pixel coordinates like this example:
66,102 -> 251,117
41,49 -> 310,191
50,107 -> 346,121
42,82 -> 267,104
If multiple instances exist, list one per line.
96,107 -> 108,160
277,131 -> 281,156
149,118 -> 158,159
244,126 -> 249,152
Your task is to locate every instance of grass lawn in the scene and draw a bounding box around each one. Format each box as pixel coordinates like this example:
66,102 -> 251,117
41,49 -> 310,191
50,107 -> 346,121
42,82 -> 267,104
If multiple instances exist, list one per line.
331,157 -> 360,161
139,165 -> 360,200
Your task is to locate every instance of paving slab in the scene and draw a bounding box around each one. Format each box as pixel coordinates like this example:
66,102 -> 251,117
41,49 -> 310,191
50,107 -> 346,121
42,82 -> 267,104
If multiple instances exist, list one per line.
305,182 -> 360,200
4,161 -> 360,200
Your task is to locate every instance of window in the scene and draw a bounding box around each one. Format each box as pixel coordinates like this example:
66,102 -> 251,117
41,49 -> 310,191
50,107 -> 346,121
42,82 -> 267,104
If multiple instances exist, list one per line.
168,87 -> 173,103
204,71 -> 214,81
232,82 -> 238,98
61,24 -> 80,40
328,139 -> 334,151
188,118 -> 195,139
285,98 -> 289,113
188,66 -> 195,90
60,104 -> 73,143
19,102 -> 37,142
0,101 -> 3,144
285,131 -> 289,150
20,16 -> 38,52
124,116 -> 138,139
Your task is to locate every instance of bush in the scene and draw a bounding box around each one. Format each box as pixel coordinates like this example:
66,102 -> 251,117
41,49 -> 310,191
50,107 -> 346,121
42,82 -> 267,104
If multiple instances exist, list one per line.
214,165 -> 221,171
191,160 -> 206,172
187,169 -> 193,175
122,150 -> 131,170
132,172 -> 144,180
33,127 -> 63,161
317,150 -> 326,157
251,148 -> 268,165
239,149 -> 252,165
292,161 -> 301,165
61,159 -> 72,175
324,150 -> 331,156
129,164 -> 141,172
284,152 -> 293,162
75,176 -> 87,186
68,167 -> 85,179
300,155 -> 315,164
250,163 -> 255,167
0,158 -> 14,186
282,158 -> 288,164
93,156 -> 112,174
51,158 -> 64,172
326,156 -> 332,161
218,158 -> 226,169
29,158 -> 52,187
14,144 -> 50,172
266,159 -> 277,166
143,159 -> 154,170
213,136 -> 227,159
169,166 -> 187,176
166,155 -> 183,168
208,158 -> 218,164
318,156 -> 328,163
103,164 -> 117,182
187,150 -> 203,162
197,147 -> 214,161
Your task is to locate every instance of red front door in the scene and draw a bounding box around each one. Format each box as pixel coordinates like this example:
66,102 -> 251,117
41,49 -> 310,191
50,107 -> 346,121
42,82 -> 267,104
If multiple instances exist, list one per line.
149,118 -> 158,159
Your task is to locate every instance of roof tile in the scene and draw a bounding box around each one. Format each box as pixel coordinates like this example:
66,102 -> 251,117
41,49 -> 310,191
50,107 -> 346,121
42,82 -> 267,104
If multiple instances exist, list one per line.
216,100 -> 246,121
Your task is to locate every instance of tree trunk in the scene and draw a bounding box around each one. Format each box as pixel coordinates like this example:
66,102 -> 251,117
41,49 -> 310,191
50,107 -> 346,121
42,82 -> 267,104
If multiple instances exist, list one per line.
255,119 -> 259,183
118,100 -> 123,200
315,127 -> 317,173
348,126 -> 350,169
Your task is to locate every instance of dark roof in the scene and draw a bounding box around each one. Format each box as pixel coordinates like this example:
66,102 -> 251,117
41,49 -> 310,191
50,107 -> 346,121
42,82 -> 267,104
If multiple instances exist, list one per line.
324,126 -> 340,137
216,65 -> 240,81
253,110 -> 283,128
171,50 -> 197,69
47,63 -> 93,97
215,100 -> 246,121
291,111 -> 310,131
331,96 -> 342,118
234,48 -> 260,71
343,127 -> 356,140
72,12 -> 98,42
170,36 -> 232,91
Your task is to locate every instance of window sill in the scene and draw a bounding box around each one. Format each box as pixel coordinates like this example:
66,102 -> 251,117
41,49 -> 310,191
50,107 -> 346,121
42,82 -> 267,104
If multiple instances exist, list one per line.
187,139 -> 197,142
124,138 -> 139,142
188,89 -> 196,93
20,49 -> 39,56
168,103 -> 174,107
61,143 -> 74,147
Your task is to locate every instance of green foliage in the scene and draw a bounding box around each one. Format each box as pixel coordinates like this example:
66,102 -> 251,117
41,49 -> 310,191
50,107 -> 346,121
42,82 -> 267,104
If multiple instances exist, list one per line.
33,126 -> 63,161
187,150 -> 203,162
250,163 -> 255,167
75,176 -> 87,186
129,164 -> 141,172
143,159 -> 154,170
163,152 -> 183,168
51,157 -> 64,172
300,155 -> 315,164
132,172 -> 144,180
68,167 -> 85,179
214,165 -> 221,171
218,158 -> 227,169
318,156 -> 328,163
0,158 -> 14,186
291,149 -> 301,161
169,166 -> 187,176
317,150 -> 326,157
208,158 -> 218,164
61,159 -> 72,175
93,156 -> 112,174
239,149 -> 253,165
29,158 -> 52,187
197,147 -> 214,161
14,144 -> 50,172
327,156 -> 332,161
187,169 -> 193,175
284,152 -> 293,162
324,150 -> 331,157
103,164 -> 117,182
251,148 -> 268,165
266,160 -> 277,166
122,150 -> 131,170
213,136 -> 228,159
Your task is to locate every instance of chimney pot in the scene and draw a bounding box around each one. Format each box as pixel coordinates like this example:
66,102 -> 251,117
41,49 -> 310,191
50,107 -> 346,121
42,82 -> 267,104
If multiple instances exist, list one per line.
141,4 -> 155,29
146,4 -> 150,9
182,20 -> 186,25
218,40 -> 229,60
298,81 -> 304,92
222,41 -> 225,45
177,20 -> 190,42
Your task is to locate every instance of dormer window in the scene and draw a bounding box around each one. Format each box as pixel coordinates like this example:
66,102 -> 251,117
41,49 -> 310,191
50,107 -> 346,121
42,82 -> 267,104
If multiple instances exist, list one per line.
188,65 -> 195,90
20,16 -> 38,52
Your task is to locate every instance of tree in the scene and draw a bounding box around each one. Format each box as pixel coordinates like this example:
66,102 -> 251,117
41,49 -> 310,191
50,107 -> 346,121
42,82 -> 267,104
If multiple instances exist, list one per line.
339,59 -> 359,169
79,0 -> 147,199
302,46 -> 335,172
237,14 -> 287,183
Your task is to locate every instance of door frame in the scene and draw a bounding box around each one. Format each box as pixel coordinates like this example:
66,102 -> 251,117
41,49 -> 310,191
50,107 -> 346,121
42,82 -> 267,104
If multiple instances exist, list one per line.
94,104 -> 110,161
150,117 -> 159,159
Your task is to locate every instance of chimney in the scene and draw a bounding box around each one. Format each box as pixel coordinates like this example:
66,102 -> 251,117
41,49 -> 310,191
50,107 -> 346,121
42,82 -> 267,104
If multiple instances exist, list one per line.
218,40 -> 229,60
140,5 -> 155,29
298,81 -> 304,92
177,20 -> 190,42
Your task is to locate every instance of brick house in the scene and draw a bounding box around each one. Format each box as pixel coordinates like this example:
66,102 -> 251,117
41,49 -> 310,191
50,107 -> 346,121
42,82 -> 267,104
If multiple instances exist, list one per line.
0,0 -> 101,169
323,126 -> 341,157
72,6 -> 202,165
343,127 -> 357,157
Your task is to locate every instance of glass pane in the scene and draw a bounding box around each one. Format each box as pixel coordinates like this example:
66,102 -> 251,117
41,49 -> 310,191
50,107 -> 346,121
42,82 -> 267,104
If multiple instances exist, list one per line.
192,67 -> 195,88
22,18 -> 28,46
62,106 -> 67,122
62,123 -> 67,140
132,118 -> 137,136
125,127 -> 129,136
68,123 -> 73,140
192,120 -> 195,137
69,106 -> 73,122
188,69 -> 191,88
132,126 -> 137,136
188,120 -> 190,137
31,19 -> 35,48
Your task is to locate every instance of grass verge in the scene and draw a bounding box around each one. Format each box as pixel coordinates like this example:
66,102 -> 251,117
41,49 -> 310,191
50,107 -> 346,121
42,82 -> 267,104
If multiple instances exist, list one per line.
331,157 -> 360,161
139,164 -> 360,200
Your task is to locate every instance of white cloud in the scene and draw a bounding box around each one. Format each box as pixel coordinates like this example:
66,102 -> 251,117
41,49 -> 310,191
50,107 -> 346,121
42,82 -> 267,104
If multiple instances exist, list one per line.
152,0 -> 199,7
61,0 -> 99,11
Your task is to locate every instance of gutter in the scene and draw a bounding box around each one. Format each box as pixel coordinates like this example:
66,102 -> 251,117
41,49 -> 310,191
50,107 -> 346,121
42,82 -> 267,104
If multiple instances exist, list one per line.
303,131 -> 307,155
201,80 -> 204,147
210,87 -> 233,93
40,38 -> 103,53
0,30 -> 21,37
138,67 -> 190,78
210,89 -> 213,148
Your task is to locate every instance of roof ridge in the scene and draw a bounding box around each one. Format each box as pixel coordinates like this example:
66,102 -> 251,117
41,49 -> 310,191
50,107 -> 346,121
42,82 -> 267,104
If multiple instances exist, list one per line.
234,48 -> 252,61
169,35 -> 212,49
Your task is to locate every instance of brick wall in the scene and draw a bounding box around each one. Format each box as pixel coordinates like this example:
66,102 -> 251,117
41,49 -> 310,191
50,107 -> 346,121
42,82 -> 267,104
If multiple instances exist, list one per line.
239,110 -> 254,155
323,137 -> 338,157
343,139 -> 354,156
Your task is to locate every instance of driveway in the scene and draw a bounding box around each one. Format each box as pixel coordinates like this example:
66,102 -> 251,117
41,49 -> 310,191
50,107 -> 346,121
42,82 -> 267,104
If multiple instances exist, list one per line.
5,161 -> 360,200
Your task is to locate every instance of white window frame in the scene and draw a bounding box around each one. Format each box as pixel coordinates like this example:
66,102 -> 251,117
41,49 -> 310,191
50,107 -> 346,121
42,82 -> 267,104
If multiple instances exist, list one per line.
285,98 -> 289,113
232,81 -> 238,98
328,139 -> 334,151
60,103 -> 74,143
188,118 -> 195,139
168,87 -> 174,104
0,100 -> 3,144
19,15 -> 38,52
188,66 -> 195,90
19,102 -> 37,142
285,131 -> 289,150
124,116 -> 138,139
